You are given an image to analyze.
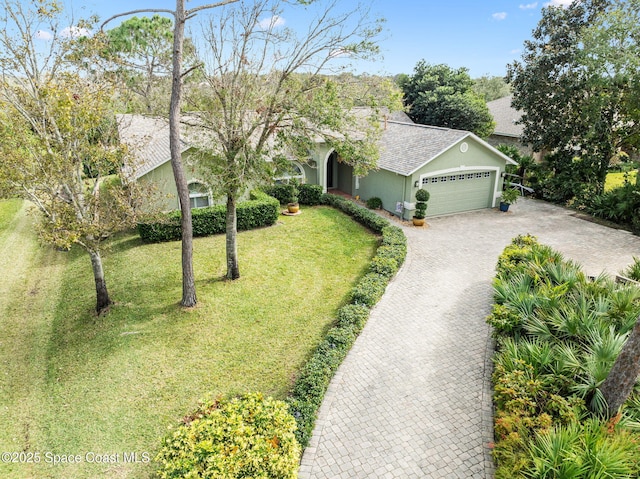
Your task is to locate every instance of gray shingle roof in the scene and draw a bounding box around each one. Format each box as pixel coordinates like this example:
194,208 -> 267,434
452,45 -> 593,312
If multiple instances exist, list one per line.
116,114 -> 189,179
486,95 -> 523,137
377,121 -> 470,176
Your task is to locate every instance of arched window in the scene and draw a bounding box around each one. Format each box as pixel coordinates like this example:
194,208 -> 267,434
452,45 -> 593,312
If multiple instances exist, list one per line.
188,181 -> 211,209
274,161 -> 305,184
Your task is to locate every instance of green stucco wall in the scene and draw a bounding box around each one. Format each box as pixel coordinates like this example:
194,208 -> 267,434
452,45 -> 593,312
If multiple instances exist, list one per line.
138,150 -> 215,211
357,137 -> 510,219
356,169 -> 408,217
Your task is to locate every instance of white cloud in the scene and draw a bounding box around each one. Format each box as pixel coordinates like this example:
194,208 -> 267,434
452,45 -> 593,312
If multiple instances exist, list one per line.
510,49 -> 521,54
544,0 -> 574,7
35,30 -> 53,40
492,12 -> 508,21
258,15 -> 285,30
519,2 -> 538,9
61,26 -> 91,38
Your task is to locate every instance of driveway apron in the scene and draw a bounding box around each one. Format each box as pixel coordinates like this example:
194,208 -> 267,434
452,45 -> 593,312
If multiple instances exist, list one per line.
298,198 -> 640,479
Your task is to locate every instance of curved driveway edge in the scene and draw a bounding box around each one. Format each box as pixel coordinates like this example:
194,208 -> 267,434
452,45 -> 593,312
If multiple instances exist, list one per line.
298,198 -> 640,479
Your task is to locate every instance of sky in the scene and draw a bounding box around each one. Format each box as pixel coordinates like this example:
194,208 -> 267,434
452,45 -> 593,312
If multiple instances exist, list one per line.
61,0 -> 575,79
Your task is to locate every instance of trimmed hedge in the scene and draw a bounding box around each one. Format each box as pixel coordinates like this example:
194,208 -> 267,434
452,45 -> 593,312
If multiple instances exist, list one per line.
321,193 -> 389,233
286,194 -> 407,447
262,183 -> 324,206
137,191 -> 279,243
298,184 -> 323,206
155,393 -> 300,479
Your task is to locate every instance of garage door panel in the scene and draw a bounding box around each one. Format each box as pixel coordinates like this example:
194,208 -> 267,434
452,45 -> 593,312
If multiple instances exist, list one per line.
421,171 -> 494,216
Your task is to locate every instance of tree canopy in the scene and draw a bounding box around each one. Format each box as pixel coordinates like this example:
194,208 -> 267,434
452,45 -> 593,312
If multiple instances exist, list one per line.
398,61 -> 495,138
507,0 -> 640,196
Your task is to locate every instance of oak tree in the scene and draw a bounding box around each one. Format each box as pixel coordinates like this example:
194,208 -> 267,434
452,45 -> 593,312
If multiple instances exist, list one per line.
399,61 -> 495,138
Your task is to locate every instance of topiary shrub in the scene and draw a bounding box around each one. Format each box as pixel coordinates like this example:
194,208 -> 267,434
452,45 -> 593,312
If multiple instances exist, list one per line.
366,196 -> 383,210
155,393 -> 300,479
413,188 -> 430,220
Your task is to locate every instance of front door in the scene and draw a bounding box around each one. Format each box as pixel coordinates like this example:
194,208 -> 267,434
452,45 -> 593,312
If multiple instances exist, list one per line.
326,152 -> 335,189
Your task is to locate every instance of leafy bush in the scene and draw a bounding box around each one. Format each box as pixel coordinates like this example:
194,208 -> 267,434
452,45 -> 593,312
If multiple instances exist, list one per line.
489,236 -> 640,477
350,272 -> 388,307
298,184 -> 323,206
155,393 -> 300,479
262,184 -> 295,205
621,256 -> 640,281
138,191 -> 279,242
335,304 -> 370,334
586,182 -> 640,233
366,196 -> 383,209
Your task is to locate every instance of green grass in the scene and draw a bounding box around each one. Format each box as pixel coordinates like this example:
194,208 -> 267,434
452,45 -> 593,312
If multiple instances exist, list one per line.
0,204 -> 377,478
605,171 -> 637,191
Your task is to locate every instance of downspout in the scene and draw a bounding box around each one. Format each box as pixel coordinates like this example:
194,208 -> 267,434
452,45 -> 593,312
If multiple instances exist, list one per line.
401,174 -> 407,220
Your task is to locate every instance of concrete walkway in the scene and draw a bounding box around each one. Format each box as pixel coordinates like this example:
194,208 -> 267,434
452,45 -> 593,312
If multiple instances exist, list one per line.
298,198 -> 640,479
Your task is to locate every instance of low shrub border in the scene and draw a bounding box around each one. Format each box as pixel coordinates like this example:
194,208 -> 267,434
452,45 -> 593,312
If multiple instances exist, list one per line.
286,193 -> 407,447
137,190 -> 279,243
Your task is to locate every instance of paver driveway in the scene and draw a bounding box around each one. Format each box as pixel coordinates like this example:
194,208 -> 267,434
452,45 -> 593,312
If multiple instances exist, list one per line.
298,198 -> 640,479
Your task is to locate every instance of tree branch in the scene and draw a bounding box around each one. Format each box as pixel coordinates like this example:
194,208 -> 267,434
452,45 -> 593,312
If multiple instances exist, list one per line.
186,0 -> 239,16
101,9 -> 175,30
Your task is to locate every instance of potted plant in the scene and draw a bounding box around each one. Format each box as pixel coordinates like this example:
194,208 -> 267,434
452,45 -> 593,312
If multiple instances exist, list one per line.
287,182 -> 300,214
413,188 -> 430,226
499,187 -> 519,212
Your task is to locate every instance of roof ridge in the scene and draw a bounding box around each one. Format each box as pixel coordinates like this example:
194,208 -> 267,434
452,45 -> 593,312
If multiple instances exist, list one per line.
385,119 -> 469,134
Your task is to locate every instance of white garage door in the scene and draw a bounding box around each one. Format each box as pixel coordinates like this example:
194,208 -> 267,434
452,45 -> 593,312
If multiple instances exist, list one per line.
420,171 -> 495,216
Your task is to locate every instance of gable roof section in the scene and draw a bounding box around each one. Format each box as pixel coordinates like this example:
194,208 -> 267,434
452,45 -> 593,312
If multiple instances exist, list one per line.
377,120 -> 517,176
117,114 -> 190,179
378,121 -> 469,176
486,95 -> 523,138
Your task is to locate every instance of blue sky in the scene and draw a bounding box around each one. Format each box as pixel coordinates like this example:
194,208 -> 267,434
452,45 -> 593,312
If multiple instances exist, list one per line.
65,0 -> 573,78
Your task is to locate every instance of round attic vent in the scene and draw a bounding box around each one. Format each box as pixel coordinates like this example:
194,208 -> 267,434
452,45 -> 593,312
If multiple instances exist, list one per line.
460,142 -> 469,153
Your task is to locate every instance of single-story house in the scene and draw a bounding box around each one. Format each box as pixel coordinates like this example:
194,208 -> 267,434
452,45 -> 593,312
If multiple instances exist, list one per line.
117,112 -> 516,219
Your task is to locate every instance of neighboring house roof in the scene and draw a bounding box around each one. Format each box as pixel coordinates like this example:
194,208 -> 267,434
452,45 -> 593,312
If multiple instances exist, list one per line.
377,120 -> 516,176
116,114 -> 190,179
486,95 -> 523,138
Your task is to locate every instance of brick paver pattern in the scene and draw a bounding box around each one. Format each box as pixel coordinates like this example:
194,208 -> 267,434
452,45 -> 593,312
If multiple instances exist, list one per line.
298,198 -> 640,479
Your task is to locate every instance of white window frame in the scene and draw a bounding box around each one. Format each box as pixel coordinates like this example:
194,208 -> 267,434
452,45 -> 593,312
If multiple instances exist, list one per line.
188,180 -> 212,209
274,161 -> 306,184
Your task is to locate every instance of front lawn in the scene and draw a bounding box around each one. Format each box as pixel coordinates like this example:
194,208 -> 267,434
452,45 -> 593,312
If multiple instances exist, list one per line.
0,203 -> 377,479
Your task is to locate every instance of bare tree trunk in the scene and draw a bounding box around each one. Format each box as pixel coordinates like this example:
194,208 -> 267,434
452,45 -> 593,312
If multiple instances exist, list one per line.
601,314 -> 640,416
225,194 -> 240,280
170,0 -> 197,307
89,250 -> 112,314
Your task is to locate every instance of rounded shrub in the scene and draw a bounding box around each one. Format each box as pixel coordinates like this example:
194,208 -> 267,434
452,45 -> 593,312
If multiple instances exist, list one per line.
366,196 -> 383,210
155,393 -> 300,479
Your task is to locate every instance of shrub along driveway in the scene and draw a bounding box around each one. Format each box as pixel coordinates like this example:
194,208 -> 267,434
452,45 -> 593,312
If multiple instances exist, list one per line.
298,198 -> 640,479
